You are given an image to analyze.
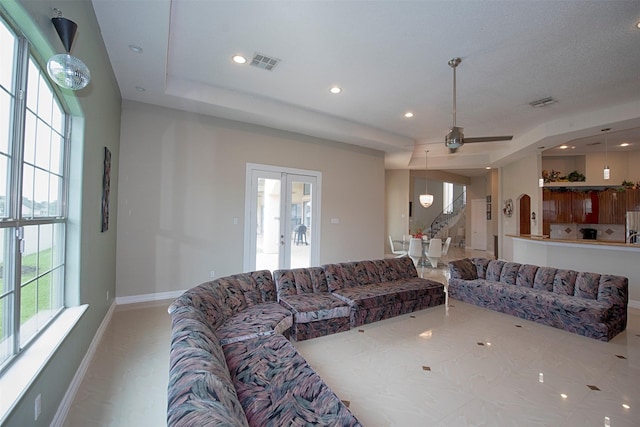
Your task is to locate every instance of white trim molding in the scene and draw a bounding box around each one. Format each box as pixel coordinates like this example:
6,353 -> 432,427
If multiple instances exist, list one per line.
115,289 -> 187,306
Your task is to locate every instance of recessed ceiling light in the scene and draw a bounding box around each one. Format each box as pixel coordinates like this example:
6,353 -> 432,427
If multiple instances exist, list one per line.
636,20 -> 640,29
232,55 -> 247,64
135,86 -> 146,92
560,394 -> 568,399
620,142 -> 630,147
330,86 -> 342,94
128,44 -> 143,53
559,145 -> 569,149
622,403 -> 631,409
404,112 -> 414,118
485,167 -> 491,170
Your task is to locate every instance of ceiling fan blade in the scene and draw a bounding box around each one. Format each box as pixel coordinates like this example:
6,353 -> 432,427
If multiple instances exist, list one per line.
464,136 -> 513,143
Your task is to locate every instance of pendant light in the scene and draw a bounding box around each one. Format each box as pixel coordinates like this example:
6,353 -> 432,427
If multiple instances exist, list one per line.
419,151 -> 434,208
602,128 -> 611,180
47,9 -> 91,90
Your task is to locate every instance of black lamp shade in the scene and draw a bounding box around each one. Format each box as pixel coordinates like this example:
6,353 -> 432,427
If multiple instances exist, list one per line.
52,17 -> 77,53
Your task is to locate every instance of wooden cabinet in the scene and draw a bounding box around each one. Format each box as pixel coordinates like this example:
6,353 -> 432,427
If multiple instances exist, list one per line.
543,188 -> 638,235
626,189 -> 640,211
543,190 -> 598,224
598,189 -> 626,224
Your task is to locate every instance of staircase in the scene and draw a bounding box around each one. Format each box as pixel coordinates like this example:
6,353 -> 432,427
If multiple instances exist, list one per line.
428,191 -> 466,239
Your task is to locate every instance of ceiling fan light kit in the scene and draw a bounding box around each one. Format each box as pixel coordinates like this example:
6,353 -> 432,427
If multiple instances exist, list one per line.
444,57 -> 513,153
47,10 -> 91,90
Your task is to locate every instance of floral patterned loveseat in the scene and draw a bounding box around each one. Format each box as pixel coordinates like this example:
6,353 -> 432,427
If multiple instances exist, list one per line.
167,271 -> 361,426
448,258 -> 628,341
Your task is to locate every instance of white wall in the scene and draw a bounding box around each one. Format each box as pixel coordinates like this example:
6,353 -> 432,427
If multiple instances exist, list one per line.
116,101 -> 385,298
500,153 -> 541,260
385,169 -> 410,251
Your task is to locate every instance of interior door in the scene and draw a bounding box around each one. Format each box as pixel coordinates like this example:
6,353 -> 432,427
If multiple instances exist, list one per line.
519,194 -> 531,235
245,164 -> 320,272
471,198 -> 487,250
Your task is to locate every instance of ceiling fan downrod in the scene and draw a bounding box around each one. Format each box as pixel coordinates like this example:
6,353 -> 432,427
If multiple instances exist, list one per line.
449,57 -> 461,127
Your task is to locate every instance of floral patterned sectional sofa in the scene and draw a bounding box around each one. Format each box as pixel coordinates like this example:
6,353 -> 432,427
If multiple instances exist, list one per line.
167,257 -> 444,426
448,258 -> 628,341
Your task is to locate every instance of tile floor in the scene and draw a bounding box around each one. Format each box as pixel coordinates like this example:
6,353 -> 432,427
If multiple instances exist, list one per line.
63,251 -> 640,427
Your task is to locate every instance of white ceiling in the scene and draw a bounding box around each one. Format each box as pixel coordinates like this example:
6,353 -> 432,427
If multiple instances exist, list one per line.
91,0 -> 640,176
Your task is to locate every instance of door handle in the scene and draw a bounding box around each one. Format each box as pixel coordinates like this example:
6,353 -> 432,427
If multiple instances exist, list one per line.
280,235 -> 284,246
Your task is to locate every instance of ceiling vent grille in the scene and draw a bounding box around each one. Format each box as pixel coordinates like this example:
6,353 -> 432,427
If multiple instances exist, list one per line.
529,97 -> 557,108
250,53 -> 280,71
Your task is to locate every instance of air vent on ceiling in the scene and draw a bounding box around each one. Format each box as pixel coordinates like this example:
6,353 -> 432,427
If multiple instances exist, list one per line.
250,53 -> 280,71
529,97 -> 557,108
586,142 -> 601,146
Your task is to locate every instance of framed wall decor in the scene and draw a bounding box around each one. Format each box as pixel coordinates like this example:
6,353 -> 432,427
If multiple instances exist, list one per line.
101,147 -> 111,232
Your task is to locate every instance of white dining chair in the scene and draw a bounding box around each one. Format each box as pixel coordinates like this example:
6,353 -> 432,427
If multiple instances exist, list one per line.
441,237 -> 452,260
408,238 -> 423,267
389,235 -> 408,258
427,238 -> 442,268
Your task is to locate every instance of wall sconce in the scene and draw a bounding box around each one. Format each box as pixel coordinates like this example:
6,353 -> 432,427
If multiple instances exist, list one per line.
531,212 -> 537,225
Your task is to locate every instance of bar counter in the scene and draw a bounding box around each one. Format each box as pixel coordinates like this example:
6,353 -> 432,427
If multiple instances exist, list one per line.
507,234 -> 640,307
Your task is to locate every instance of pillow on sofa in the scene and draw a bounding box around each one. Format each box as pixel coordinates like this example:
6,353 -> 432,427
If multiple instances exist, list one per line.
448,258 -> 477,280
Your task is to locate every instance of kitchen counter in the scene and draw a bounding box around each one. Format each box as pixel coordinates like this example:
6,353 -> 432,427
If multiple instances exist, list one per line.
507,234 -> 640,250
507,235 -> 640,307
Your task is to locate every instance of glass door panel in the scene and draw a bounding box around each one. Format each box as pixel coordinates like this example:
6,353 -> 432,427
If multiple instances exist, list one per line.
246,165 -> 320,272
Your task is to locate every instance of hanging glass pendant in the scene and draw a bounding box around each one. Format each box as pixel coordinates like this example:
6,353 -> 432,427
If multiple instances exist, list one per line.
47,53 -> 90,90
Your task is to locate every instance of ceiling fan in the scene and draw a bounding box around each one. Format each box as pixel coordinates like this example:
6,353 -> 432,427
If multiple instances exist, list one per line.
444,57 -> 513,153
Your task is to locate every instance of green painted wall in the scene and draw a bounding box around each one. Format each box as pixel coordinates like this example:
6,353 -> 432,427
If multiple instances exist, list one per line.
1,0 -> 120,425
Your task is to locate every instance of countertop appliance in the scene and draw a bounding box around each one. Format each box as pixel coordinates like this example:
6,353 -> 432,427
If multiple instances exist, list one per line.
580,228 -> 597,240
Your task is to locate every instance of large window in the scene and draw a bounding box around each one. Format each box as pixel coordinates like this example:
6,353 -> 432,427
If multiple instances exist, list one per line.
443,182 -> 454,214
0,17 -> 68,370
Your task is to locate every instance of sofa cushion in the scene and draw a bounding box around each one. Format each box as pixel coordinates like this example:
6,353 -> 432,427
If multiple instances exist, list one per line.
323,263 -> 358,292
217,303 -> 293,345
168,282 -> 229,331
574,271 -> 601,300
333,279 -> 444,309
499,262 -> 521,286
229,270 -> 276,306
168,307 -> 249,427
274,267 -> 328,299
553,269 -> 578,296
224,334 -> 362,427
279,292 -> 350,324
486,260 -> 505,281
378,257 -> 418,281
533,267 -> 557,292
471,257 -> 491,279
516,264 -> 538,288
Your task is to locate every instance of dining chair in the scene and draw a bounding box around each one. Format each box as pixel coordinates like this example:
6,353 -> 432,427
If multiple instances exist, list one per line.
408,238 -> 423,267
441,237 -> 452,260
388,235 -> 408,258
427,238 -> 442,268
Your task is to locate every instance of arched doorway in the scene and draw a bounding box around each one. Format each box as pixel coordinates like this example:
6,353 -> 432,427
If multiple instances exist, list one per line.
519,194 -> 531,235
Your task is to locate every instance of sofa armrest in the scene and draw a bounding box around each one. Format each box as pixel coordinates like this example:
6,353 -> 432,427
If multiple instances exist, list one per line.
448,258 -> 478,280
597,275 -> 629,308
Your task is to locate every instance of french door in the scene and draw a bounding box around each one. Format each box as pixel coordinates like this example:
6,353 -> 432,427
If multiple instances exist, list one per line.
244,164 -> 321,272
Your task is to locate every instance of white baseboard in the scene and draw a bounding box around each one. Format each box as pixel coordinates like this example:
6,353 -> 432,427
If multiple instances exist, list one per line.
629,299 -> 640,310
115,289 -> 186,306
51,301 -> 116,427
